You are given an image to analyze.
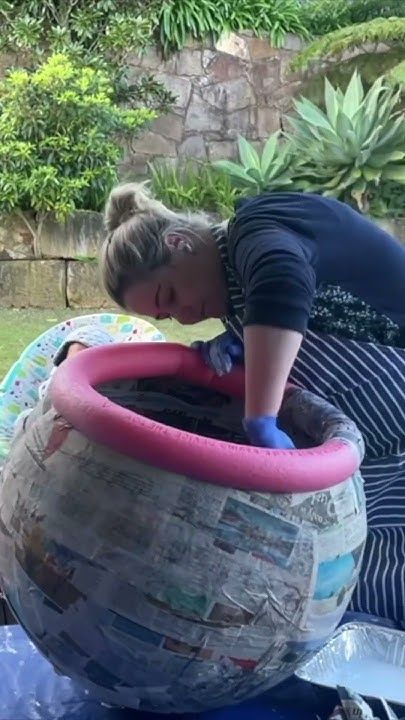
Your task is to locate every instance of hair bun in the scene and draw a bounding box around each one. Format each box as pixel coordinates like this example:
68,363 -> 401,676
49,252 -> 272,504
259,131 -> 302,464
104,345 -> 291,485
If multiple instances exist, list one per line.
104,182 -> 175,233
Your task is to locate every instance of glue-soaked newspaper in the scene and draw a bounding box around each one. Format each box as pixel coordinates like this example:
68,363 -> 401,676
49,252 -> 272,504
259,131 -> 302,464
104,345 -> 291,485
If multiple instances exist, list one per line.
328,687 -> 401,720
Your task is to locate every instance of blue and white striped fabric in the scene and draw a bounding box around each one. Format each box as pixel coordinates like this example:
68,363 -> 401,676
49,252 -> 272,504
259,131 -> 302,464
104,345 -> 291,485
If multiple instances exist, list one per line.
290,332 -> 405,627
214,227 -> 405,627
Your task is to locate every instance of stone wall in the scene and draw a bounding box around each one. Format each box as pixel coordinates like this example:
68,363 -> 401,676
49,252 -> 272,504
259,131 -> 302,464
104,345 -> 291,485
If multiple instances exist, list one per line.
0,212 -> 111,309
123,32 -> 303,176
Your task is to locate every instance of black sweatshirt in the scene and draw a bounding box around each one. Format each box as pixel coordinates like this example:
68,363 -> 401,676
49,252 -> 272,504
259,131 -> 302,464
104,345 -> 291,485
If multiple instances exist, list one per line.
227,193 -> 405,334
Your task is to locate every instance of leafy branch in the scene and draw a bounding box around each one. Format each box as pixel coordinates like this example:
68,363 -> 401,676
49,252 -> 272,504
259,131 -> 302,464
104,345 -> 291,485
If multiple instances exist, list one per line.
291,17 -> 405,73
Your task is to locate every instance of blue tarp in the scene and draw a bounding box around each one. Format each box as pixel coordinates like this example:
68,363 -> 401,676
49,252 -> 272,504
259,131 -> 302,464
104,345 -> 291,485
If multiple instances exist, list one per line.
0,624 -> 336,720
1,616 -> 402,720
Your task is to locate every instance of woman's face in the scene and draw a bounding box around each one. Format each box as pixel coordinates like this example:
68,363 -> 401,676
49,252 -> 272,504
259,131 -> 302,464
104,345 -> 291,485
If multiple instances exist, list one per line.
123,236 -> 228,325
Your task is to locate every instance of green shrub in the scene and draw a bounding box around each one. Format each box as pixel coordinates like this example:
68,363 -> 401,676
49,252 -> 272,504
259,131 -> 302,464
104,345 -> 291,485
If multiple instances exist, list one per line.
287,71 -> 405,211
0,53 -> 156,221
369,181 -> 404,218
291,17 -> 405,73
149,160 -> 240,218
158,0 -> 309,55
0,1 -> 173,111
213,134 -> 298,195
298,0 -> 349,36
388,59 -> 405,87
349,0 -> 405,24
299,0 -> 405,37
0,0 -> 159,60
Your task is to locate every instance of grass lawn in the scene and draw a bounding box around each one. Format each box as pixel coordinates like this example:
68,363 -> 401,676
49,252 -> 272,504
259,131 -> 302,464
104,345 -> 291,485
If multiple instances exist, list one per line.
0,308 -> 222,379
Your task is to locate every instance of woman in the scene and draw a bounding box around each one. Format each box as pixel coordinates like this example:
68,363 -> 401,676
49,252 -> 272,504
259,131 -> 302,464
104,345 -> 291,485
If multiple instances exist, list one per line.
101,184 -> 405,627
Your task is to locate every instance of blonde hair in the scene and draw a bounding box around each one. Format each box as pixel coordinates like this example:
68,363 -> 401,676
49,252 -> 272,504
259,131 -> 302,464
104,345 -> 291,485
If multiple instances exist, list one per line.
101,182 -> 212,307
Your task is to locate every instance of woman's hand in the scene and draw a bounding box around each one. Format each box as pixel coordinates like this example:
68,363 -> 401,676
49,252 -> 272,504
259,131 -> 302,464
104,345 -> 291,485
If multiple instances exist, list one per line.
243,416 -> 295,449
192,330 -> 244,376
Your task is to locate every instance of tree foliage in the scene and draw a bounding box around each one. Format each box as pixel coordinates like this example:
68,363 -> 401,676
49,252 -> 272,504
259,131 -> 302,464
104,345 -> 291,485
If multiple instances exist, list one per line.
0,53 -> 156,220
0,0 -> 173,110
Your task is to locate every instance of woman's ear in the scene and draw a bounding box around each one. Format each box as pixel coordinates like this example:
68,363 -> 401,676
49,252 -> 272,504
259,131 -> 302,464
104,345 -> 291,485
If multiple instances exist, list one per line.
165,233 -> 193,253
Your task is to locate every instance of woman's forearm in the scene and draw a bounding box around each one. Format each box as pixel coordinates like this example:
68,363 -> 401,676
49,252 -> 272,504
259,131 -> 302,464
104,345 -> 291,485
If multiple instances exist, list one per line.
243,325 -> 303,418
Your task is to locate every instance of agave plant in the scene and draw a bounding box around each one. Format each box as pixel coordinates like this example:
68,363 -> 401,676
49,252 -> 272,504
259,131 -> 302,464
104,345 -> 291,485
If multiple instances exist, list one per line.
287,71 -> 405,211
213,133 -> 296,194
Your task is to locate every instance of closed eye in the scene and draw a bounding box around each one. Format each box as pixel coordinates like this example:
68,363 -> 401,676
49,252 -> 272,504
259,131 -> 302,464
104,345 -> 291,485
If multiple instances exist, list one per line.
154,286 -> 176,320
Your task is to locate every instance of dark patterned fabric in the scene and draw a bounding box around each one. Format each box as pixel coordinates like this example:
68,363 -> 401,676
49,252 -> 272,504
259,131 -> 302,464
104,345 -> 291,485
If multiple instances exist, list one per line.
310,284 -> 404,348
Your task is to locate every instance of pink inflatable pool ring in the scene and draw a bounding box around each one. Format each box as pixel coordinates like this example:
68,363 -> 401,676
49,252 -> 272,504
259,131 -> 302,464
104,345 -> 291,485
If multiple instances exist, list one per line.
53,342 -> 364,493
0,343 -> 367,714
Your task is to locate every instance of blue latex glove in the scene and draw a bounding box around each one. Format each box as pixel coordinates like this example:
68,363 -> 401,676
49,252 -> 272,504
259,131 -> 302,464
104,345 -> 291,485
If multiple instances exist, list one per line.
244,415 -> 295,449
192,331 -> 244,376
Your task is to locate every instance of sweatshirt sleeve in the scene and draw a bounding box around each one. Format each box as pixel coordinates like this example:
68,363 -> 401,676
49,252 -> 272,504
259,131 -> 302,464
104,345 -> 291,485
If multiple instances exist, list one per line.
228,218 -> 317,334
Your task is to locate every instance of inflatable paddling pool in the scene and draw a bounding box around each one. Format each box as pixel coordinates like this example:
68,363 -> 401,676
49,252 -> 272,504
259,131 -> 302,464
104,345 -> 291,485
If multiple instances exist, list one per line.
0,313 -> 164,464
0,342 -> 367,714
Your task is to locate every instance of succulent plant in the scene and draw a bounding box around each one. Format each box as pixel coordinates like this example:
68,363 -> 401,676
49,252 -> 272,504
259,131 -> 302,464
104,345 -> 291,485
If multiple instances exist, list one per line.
287,70 -> 405,211
213,133 -> 296,194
